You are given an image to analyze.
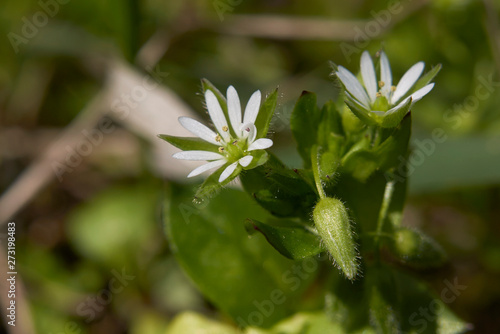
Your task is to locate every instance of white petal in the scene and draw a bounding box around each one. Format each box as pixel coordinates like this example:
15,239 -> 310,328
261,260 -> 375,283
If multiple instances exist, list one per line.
227,86 -> 242,137
248,138 -> 273,151
360,51 -> 377,103
219,161 -> 238,182
205,90 -> 230,141
396,83 -> 435,109
173,150 -> 223,161
336,66 -> 371,108
243,90 -> 261,125
187,159 -> 226,178
178,117 -> 219,145
238,155 -> 253,167
241,123 -> 257,144
392,62 -> 424,104
379,51 -> 392,96
408,83 -> 435,103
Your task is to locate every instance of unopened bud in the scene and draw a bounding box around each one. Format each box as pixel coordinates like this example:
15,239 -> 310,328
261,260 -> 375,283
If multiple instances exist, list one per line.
313,197 -> 359,279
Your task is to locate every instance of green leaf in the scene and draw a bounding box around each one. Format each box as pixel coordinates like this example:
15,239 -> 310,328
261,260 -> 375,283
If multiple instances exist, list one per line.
317,101 -> 344,146
255,88 -> 278,138
375,113 -> 412,171
291,91 -> 322,168
165,187 -> 311,328
410,63 -> 442,94
245,219 -> 325,260
241,154 -> 317,219
158,134 -> 219,153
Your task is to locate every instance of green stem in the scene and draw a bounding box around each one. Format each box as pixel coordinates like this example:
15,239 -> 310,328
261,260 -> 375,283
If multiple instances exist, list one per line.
311,145 -> 326,199
374,179 -> 395,251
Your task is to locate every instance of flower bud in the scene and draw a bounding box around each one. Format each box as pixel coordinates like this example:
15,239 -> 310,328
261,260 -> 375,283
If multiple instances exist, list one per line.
313,197 -> 359,279
390,227 -> 447,268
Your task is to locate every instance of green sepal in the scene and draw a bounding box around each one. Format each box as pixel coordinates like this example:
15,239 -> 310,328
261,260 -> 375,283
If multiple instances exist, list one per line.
158,134 -> 219,153
195,161 -> 239,199
244,150 -> 269,170
255,88 -> 278,138
291,91 -> 322,168
344,99 -> 379,127
245,219 -> 325,260
380,97 -> 413,128
410,63 -> 441,94
388,226 -> 447,268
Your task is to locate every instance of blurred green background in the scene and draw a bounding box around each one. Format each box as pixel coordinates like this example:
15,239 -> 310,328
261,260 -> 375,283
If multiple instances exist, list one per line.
1,0 -> 500,333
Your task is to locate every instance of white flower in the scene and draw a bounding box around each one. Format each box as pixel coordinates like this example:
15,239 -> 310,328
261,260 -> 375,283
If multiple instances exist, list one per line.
173,86 -> 273,182
335,51 -> 435,118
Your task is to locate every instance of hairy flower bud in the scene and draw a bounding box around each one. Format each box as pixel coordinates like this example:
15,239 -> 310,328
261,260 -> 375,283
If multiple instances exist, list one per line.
313,197 -> 359,279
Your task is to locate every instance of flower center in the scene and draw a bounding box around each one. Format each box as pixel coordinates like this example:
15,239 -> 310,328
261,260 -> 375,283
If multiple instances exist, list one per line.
216,133 -> 249,161
372,95 -> 390,112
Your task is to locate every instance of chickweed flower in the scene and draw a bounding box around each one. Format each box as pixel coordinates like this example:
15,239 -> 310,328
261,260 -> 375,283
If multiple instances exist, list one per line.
335,51 -> 440,128
163,85 -> 274,183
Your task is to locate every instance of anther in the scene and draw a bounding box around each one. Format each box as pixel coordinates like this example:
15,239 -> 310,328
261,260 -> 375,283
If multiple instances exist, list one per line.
391,85 -> 397,92
215,134 -> 221,142
378,81 -> 385,88
232,140 -> 238,145
222,126 -> 229,132
376,92 -> 382,97
218,147 -> 224,153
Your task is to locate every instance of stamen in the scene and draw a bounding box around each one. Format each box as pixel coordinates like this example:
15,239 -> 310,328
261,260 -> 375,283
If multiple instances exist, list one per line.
391,85 -> 397,92
376,92 -> 382,97
245,127 -> 250,132
215,134 -> 221,142
222,126 -> 229,132
378,81 -> 385,88
218,147 -> 224,153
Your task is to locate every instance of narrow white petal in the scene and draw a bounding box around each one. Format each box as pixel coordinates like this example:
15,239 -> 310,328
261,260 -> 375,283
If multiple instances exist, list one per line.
395,83 -> 435,110
173,150 -> 224,161
238,155 -> 253,167
336,66 -> 371,108
187,159 -> 226,178
248,138 -> 273,151
360,51 -> 377,103
408,83 -> 435,103
392,62 -> 425,104
240,123 -> 257,144
205,90 -> 230,141
379,51 -> 392,96
178,117 -> 219,145
243,90 -> 261,125
219,161 -> 238,182
227,86 -> 242,137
